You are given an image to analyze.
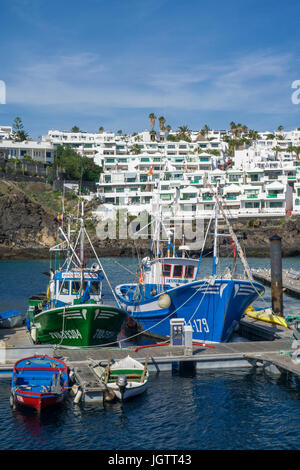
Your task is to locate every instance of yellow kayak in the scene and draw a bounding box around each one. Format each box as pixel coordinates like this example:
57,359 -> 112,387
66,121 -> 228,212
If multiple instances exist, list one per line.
245,307 -> 288,328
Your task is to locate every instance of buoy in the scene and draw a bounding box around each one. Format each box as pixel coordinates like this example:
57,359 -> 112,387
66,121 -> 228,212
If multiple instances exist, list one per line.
9,394 -> 16,409
69,369 -> 75,383
74,388 -> 83,404
158,293 -> 171,309
103,388 -> 115,402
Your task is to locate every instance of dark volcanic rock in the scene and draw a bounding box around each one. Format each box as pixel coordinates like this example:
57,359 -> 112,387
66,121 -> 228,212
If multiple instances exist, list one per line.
1,180 -> 300,259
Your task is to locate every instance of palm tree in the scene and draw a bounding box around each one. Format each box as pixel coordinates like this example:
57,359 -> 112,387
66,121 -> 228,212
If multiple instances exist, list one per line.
99,126 -> 104,134
158,116 -> 166,131
248,129 -> 261,141
272,146 -> 282,160
278,125 -> 284,132
165,125 -> 171,133
294,146 -> 300,158
242,125 -> 248,135
177,125 -> 191,142
148,113 -> 156,130
131,144 -> 141,155
117,130 -> 122,135
288,145 -> 300,159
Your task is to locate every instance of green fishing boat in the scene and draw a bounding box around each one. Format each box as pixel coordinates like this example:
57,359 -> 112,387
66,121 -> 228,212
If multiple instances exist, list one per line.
27,202 -> 126,347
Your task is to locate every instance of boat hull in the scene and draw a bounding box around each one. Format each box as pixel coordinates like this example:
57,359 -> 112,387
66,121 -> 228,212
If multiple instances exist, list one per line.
14,390 -> 65,411
108,381 -> 148,401
29,303 -> 126,347
116,279 -> 265,343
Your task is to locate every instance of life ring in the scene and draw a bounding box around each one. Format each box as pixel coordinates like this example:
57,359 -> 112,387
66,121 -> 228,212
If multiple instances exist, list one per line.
139,273 -> 144,284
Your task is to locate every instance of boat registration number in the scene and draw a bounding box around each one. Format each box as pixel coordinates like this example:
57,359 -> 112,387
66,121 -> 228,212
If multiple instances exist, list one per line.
188,318 -> 209,333
93,329 -> 114,339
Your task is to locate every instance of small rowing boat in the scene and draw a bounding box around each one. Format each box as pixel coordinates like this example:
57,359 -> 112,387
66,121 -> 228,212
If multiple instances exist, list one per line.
0,310 -> 24,328
11,355 -> 69,412
91,355 -> 149,402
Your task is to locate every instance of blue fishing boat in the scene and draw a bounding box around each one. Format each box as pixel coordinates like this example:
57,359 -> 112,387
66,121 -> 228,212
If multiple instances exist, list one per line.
10,355 -> 69,412
0,310 -> 25,328
115,185 -> 265,343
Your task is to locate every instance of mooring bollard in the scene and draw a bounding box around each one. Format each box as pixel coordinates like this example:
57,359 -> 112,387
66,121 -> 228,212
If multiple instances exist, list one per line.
269,234 -> 283,316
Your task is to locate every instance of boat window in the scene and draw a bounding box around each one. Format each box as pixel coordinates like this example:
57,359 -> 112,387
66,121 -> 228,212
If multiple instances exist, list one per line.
59,280 -> 69,295
173,265 -> 183,278
184,266 -> 194,279
72,281 -> 81,294
90,281 -> 100,295
71,281 -> 88,294
162,264 -> 171,276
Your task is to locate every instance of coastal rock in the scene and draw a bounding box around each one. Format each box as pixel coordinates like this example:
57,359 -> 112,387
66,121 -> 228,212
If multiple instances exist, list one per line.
1,180 -> 300,259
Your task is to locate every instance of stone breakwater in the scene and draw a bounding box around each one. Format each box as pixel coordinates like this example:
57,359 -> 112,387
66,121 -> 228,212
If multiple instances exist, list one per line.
1,180 -> 300,259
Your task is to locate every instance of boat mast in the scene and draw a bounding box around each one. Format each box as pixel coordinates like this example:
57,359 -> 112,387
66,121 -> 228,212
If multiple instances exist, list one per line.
212,201 -> 218,276
80,200 -> 85,295
80,200 -> 84,268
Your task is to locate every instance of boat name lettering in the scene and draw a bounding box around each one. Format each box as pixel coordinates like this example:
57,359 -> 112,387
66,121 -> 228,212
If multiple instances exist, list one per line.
49,329 -> 83,340
61,272 -> 98,279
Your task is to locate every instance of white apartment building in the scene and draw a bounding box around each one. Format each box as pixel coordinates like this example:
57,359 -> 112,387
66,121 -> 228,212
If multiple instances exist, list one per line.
1,123 -> 300,220
0,126 -> 12,140
0,140 -> 55,163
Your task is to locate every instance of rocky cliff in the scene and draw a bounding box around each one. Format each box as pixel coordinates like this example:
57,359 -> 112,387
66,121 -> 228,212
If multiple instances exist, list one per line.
0,180 -> 300,259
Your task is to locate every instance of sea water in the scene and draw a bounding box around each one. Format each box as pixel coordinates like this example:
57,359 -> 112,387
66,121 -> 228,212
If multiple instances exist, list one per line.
0,257 -> 299,450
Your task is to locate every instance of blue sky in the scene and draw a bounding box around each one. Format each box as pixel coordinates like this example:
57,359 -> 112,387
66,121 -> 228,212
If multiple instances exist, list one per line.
1,0 -> 300,138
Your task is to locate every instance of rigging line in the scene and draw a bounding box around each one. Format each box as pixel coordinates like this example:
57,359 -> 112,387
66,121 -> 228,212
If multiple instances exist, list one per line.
195,209 -> 214,279
83,227 -> 120,308
56,281 -> 208,349
113,260 -> 136,276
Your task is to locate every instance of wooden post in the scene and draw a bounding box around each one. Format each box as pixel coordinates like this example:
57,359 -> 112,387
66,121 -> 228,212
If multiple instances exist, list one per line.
104,355 -> 111,384
270,234 -> 283,316
140,354 -> 150,383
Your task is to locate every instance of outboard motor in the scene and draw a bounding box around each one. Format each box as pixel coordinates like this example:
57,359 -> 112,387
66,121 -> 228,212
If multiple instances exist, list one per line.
116,374 -> 128,401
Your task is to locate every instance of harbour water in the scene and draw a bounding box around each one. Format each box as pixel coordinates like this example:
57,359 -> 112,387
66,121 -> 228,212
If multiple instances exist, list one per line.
0,257 -> 300,450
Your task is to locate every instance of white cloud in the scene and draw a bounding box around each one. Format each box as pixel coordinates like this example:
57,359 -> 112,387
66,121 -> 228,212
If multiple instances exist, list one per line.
6,50 -> 298,115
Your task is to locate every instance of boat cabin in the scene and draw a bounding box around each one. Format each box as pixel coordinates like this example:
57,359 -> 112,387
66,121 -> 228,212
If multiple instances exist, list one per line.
143,257 -> 199,287
50,270 -> 104,307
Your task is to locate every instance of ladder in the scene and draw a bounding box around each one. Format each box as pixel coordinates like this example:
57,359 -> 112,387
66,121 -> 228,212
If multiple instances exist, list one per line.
208,183 -> 253,282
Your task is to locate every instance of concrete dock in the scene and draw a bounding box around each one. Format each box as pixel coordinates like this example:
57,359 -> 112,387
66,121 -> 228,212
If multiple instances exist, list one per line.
0,316 -> 299,403
252,267 -> 300,298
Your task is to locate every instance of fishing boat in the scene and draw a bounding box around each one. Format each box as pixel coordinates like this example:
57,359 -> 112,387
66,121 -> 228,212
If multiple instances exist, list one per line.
91,355 -> 149,401
115,183 -> 265,343
0,310 -> 24,328
27,202 -> 126,347
10,355 -> 69,412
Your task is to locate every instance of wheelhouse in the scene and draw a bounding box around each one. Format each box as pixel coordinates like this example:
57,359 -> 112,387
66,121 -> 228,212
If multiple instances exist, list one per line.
143,257 -> 198,286
51,270 -> 104,305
